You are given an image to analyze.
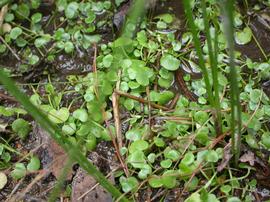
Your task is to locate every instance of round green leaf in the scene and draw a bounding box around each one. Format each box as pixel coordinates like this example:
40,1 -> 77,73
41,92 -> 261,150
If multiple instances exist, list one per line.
85,135 -> 97,151
160,159 -> 172,168
160,54 -> 180,71
119,176 -> 138,193
181,152 -> 194,166
165,150 -> 180,161
16,3 -> 30,19
147,153 -> 156,163
261,132 -> 270,149
235,27 -> 252,45
205,150 -> 219,163
48,108 -> 70,124
27,156 -> 40,172
12,118 -> 31,140
250,89 -> 261,103
31,13 -> 42,23
129,140 -> 149,153
125,128 -> 141,141
227,197 -> 241,202
28,54 -> 39,65
194,111 -> 209,125
149,176 -> 163,188
102,54 -> 113,68
10,27 -> 22,40
11,163 -> 26,180
64,41 -> 74,53
73,108 -> 88,122
220,185 -> 231,194
62,123 -> 76,135
65,2 -> 79,19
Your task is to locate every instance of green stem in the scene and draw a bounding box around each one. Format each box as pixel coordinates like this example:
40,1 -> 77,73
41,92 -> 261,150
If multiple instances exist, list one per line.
220,0 -> 242,165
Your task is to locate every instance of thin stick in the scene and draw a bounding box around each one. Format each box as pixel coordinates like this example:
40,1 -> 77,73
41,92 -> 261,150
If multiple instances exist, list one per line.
104,119 -> 130,177
0,36 -> 20,61
114,90 -> 169,111
112,92 -> 122,148
168,93 -> 179,109
145,86 -> 152,140
0,92 -> 17,102
113,71 -> 122,149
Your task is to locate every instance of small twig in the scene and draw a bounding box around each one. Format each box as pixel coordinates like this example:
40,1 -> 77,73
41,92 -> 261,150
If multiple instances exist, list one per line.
114,89 -> 169,110
0,92 -> 17,102
168,93 -> 180,109
113,71 -> 122,149
0,36 -> 20,61
112,92 -> 122,149
145,86 -> 152,139
104,119 -> 129,177
92,43 -> 99,99
150,189 -> 167,201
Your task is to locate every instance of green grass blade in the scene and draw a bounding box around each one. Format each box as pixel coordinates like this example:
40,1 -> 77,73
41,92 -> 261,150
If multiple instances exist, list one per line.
182,0 -> 214,106
220,0 -> 242,164
201,0 -> 222,134
0,69 -> 129,202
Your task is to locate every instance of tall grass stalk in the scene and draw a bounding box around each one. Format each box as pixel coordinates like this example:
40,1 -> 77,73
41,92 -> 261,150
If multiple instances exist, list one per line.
0,69 -> 129,202
201,0 -> 222,134
220,0 -> 242,164
183,0 -> 221,134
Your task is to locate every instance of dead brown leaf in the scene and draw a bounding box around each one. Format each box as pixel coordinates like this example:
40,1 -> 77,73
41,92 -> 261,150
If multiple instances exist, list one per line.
71,168 -> 113,202
33,124 -> 73,179
239,151 -> 255,166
